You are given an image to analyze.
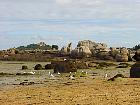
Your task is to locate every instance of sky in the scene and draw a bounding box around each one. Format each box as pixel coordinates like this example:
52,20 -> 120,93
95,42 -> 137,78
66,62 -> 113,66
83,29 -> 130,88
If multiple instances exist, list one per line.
0,0 -> 140,49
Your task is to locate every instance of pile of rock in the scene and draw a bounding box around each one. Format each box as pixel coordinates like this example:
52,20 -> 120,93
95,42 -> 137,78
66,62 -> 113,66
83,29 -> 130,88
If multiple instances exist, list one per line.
61,40 -> 130,62
71,46 -> 92,58
133,49 -> 140,61
61,43 -> 72,54
71,40 -> 109,59
109,47 -> 129,62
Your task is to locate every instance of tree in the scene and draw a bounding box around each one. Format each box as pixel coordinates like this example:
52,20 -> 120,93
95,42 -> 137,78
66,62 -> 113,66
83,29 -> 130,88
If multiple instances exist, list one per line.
52,45 -> 59,50
133,44 -> 140,50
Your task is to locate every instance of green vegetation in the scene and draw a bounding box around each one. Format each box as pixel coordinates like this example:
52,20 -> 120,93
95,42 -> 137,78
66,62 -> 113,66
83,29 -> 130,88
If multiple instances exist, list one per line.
16,42 -> 59,51
52,45 -> 59,50
17,43 -> 52,50
133,44 -> 140,50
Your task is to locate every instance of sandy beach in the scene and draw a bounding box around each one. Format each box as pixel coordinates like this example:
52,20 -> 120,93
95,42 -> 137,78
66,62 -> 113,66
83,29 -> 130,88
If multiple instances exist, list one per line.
0,61 -> 140,105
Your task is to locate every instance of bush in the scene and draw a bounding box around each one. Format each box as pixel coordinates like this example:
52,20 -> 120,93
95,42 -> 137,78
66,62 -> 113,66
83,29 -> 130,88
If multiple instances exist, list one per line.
34,64 -> 43,70
52,45 -> 59,50
22,65 -> 28,70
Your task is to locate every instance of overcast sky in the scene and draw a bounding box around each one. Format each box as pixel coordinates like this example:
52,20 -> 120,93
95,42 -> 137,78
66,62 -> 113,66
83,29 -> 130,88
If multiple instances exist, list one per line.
0,0 -> 140,49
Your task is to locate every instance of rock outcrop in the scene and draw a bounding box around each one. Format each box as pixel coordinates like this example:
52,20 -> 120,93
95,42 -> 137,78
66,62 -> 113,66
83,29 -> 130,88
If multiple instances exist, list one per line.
71,40 -> 109,58
110,47 -> 129,62
61,43 -> 72,54
70,40 -> 130,62
133,49 -> 140,61
71,46 -> 92,58
77,40 -> 97,50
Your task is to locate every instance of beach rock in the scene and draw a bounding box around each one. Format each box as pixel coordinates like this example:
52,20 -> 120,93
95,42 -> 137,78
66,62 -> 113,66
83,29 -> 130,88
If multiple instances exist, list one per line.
115,54 -> 128,62
95,43 -> 108,51
75,61 -> 88,69
117,63 -> 130,68
77,40 -> 97,50
61,43 -> 72,53
45,64 -> 54,69
109,47 -> 120,58
88,62 -> 98,68
53,61 -> 77,73
130,62 -> 140,78
96,51 -> 113,60
71,46 -> 92,58
133,49 -> 140,61
108,74 -> 125,81
34,64 -> 43,70
120,48 -> 129,55
22,65 -> 28,70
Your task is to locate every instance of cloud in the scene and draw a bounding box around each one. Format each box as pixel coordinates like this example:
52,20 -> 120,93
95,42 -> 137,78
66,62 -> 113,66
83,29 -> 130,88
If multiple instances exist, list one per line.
0,0 -> 140,49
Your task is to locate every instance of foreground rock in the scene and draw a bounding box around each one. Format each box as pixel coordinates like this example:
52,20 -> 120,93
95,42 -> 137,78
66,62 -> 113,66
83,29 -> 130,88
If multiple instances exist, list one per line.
130,62 -> 140,78
53,61 -> 77,73
34,64 -> 43,70
108,74 -> 125,81
133,49 -> 140,61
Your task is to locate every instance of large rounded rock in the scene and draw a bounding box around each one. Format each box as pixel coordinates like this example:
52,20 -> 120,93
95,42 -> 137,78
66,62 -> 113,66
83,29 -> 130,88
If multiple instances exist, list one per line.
96,51 -> 114,60
77,40 -> 97,50
109,47 -> 120,58
120,48 -> 129,55
53,61 -> 77,73
133,49 -> 140,61
45,64 -> 54,70
130,62 -> 140,78
22,65 -> 28,70
115,54 -> 128,62
34,64 -> 43,70
75,61 -> 88,69
70,46 -> 92,58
